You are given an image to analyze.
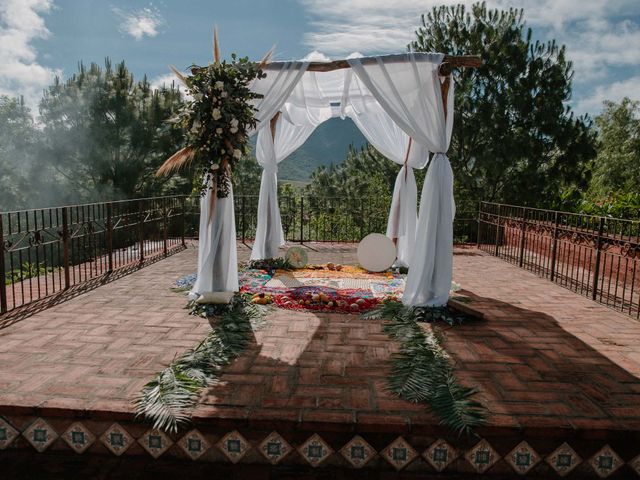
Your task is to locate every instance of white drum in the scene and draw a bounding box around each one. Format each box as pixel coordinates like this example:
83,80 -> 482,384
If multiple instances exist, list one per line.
357,233 -> 397,272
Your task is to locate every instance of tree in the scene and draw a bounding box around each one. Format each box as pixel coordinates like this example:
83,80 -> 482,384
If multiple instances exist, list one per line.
410,2 -> 596,211
0,96 -> 38,210
589,98 -> 640,199
38,59 -> 188,202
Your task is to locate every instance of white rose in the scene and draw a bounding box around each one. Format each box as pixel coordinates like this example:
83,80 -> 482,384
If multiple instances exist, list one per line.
220,91 -> 228,98
233,149 -> 242,159
211,163 -> 219,170
230,127 -> 238,134
214,81 -> 224,90
194,93 -> 204,101
212,108 -> 222,120
230,118 -> 239,128
216,128 -> 223,134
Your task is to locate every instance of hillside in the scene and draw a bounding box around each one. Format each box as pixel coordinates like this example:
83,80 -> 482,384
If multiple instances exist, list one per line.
253,117 -> 368,181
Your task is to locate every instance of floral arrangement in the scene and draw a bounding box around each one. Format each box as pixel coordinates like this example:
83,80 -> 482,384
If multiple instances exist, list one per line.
157,33 -> 269,198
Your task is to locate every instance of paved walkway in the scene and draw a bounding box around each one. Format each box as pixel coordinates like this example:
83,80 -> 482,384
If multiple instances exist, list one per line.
1,242 -> 639,436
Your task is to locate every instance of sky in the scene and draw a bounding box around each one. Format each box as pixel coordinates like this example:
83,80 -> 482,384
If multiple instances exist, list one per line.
1,0 -> 640,117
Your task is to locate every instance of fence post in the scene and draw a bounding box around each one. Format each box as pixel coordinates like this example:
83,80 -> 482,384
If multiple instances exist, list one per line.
106,203 -> 113,273
300,196 -> 304,244
138,200 -> 145,263
592,216 -> 605,301
241,196 -> 246,244
162,198 -> 168,257
0,214 -> 7,314
518,206 -> 527,267
550,211 -> 559,281
494,204 -> 502,257
62,207 -> 70,290
181,197 -> 186,248
476,201 -> 482,248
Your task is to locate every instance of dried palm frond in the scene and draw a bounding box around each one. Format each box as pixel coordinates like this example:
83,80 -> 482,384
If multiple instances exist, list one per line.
169,65 -> 188,87
156,146 -> 196,177
258,45 -> 275,69
213,26 -> 220,63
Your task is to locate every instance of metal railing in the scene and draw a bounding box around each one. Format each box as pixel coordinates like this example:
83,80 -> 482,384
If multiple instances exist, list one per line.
1,196 -> 188,314
478,202 -> 640,319
231,195 -> 478,244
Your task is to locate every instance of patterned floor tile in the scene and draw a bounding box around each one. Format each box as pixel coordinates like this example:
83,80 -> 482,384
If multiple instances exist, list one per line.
139,429 -> 173,458
546,442 -> 582,477
62,422 -> 95,454
178,429 -> 210,461
630,453 -> 640,476
465,439 -> 499,474
298,433 -> 333,467
0,417 -> 19,450
381,436 -> 418,471
259,431 -> 292,465
505,441 -> 540,475
100,423 -> 134,456
423,439 -> 458,472
340,435 -> 376,468
589,445 -> 623,478
22,418 -> 58,453
216,430 -> 251,464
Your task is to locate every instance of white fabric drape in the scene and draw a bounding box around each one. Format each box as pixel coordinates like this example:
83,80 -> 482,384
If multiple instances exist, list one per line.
251,115 -> 317,259
192,181 -> 238,294
348,53 -> 455,306
193,61 -> 307,293
343,74 -> 428,267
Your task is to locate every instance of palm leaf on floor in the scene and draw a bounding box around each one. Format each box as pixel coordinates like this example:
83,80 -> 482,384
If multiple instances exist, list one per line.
366,300 -> 487,437
134,295 -> 267,433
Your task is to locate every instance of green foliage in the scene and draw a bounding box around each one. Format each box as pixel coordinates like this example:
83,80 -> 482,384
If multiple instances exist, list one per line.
37,59 -> 189,204
175,56 -> 265,198
5,262 -> 54,285
364,300 -> 486,436
245,257 -> 292,271
410,2 -> 597,212
0,96 -> 37,210
134,295 -> 267,433
582,98 -> 640,217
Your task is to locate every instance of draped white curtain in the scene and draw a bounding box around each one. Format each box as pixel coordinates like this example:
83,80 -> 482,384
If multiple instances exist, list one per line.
348,53 -> 455,306
250,68 -> 334,260
192,61 -> 307,295
251,115 -> 317,259
343,69 -> 428,266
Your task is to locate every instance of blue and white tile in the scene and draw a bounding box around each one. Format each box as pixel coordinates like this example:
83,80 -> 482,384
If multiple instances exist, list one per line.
178,429 -> 210,461
381,436 -> 417,471
465,439 -> 499,474
546,442 -> 581,477
298,433 -> 333,467
139,429 -> 172,458
423,439 -> 457,472
23,418 -> 58,453
505,441 -> 540,475
62,422 -> 95,454
216,430 -> 250,464
339,435 -> 376,468
100,423 -> 133,456
589,445 -> 623,478
259,431 -> 292,465
0,417 -> 19,450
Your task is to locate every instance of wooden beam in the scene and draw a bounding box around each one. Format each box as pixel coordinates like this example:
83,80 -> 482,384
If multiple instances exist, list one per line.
267,54 -> 482,75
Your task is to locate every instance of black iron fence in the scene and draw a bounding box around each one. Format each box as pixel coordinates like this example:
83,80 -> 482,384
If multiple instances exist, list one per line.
2,193 -> 477,315
231,195 -> 478,244
1,196 -> 187,314
478,202 -> 640,319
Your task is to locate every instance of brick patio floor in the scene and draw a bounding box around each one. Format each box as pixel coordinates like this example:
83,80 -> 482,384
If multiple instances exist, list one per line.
2,242 -> 640,476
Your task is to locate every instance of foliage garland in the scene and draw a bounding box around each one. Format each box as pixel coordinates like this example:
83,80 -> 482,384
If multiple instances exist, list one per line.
363,300 -> 487,436
158,54 -> 266,198
134,294 -> 269,433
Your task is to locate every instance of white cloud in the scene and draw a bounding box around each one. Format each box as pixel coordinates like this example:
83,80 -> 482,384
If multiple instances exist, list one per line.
0,0 -> 61,111
299,0 -> 640,115
112,5 -> 164,41
150,72 -> 191,100
573,76 -> 640,116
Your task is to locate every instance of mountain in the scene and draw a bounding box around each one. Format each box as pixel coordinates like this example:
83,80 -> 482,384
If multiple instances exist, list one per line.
271,117 -> 368,181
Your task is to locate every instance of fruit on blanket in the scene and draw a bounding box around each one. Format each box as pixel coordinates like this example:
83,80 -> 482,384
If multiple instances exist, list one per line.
327,301 -> 334,307
252,294 -> 271,305
350,303 -> 359,310
319,293 -> 329,302
335,264 -> 343,271
311,293 -> 320,302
